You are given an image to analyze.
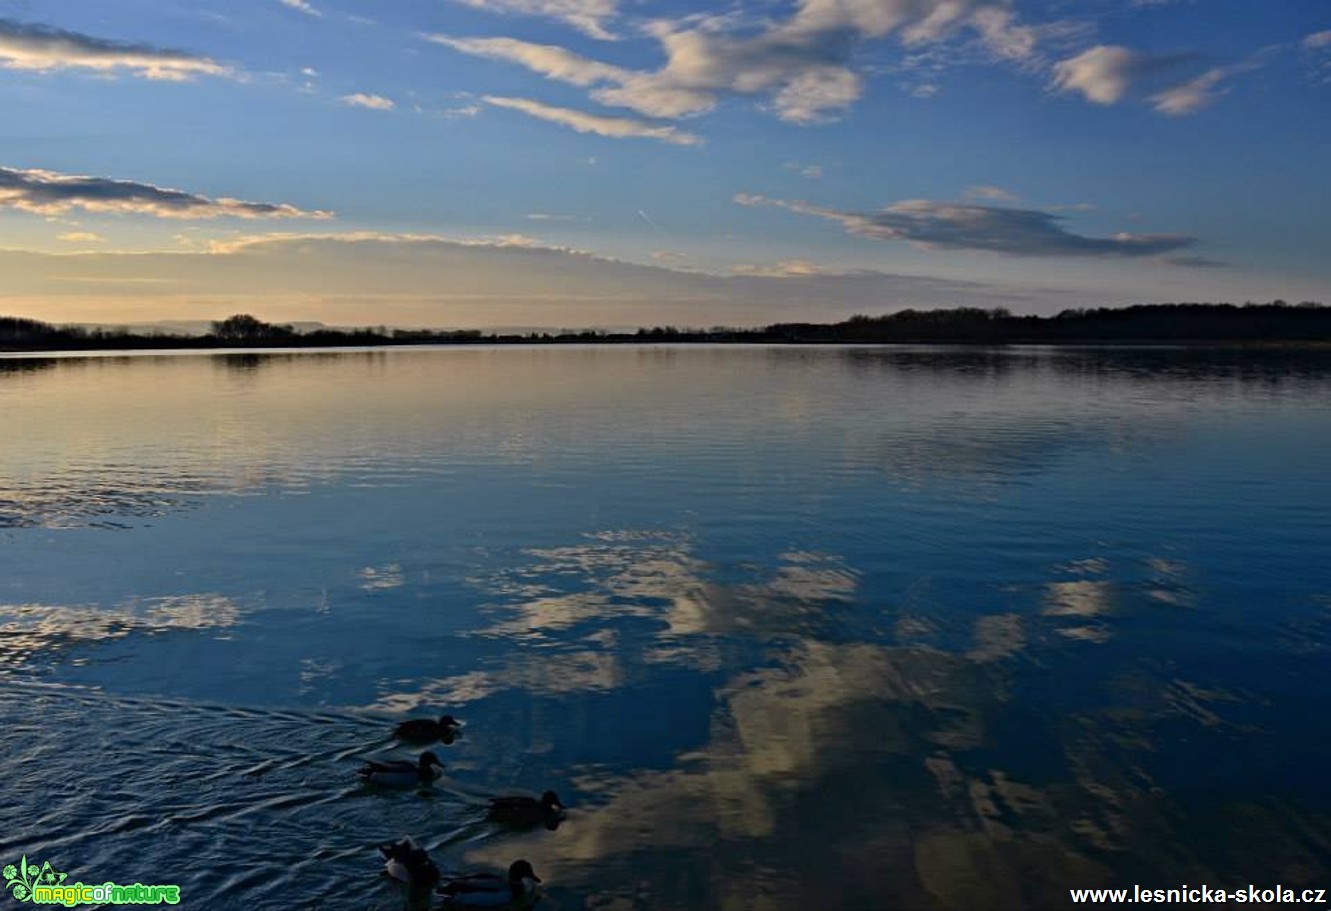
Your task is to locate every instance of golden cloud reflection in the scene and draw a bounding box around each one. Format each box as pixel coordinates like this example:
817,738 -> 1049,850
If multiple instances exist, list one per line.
967,613 -> 1025,664
369,534 -> 870,712
459,636 -> 1127,909
0,594 -> 239,666
358,563 -> 405,591
354,533 -> 1327,908
1043,580 -> 1114,618
1146,556 -> 1197,608
366,650 -> 623,713
1043,580 -> 1116,645
462,629 -> 1314,909
470,532 -> 860,644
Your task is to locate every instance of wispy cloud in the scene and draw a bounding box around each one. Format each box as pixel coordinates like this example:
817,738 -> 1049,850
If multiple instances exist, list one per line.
414,102 -> 482,119
450,0 -> 618,40
484,96 -> 702,146
279,0 -> 322,17
341,92 -> 395,110
1051,45 -> 1192,105
1052,43 -> 1269,115
1305,31 -> 1331,50
427,36 -> 627,88
431,0 -> 1044,126
731,259 -> 847,277
735,193 -> 1197,259
0,18 -> 231,80
964,185 -> 1020,202
56,231 -> 104,243
1149,51 -> 1272,115
0,166 -> 332,219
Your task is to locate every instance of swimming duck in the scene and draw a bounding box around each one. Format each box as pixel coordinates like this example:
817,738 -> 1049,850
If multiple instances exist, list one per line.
393,714 -> 462,744
487,790 -> 565,827
437,860 -> 541,909
379,837 -> 440,890
357,751 -> 444,787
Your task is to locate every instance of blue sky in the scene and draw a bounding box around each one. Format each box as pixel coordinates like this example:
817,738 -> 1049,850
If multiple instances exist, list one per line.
0,0 -> 1327,327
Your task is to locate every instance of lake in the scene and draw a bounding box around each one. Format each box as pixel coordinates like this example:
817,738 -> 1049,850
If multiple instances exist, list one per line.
2,345 -> 1329,910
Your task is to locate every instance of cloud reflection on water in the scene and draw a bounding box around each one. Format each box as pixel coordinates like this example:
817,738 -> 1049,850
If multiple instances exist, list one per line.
0,594 -> 239,667
354,528 -> 1324,909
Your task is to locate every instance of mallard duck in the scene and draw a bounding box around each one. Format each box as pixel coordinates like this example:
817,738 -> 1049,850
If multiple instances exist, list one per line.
357,751 -> 444,787
393,714 -> 462,744
437,860 -> 541,908
487,790 -> 565,827
379,837 -> 440,890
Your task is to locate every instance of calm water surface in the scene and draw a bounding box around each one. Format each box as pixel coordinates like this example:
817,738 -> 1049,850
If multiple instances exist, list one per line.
2,345 -> 1329,909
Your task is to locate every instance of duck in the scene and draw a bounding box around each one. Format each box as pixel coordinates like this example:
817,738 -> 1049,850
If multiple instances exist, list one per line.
436,860 -> 541,909
487,790 -> 565,828
393,714 -> 462,744
378,837 -> 440,890
357,751 -> 444,787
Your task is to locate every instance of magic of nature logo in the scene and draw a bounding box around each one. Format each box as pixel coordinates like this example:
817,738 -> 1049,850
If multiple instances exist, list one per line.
4,857 -> 180,906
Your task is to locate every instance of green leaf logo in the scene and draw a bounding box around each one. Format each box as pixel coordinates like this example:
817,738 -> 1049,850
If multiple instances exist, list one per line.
4,855 -> 66,904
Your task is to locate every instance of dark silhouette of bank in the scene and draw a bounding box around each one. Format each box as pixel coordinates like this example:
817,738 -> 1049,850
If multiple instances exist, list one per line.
2,303 -> 1329,353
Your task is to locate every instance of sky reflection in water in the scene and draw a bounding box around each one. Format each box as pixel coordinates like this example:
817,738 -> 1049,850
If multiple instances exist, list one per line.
1,346 -> 1329,909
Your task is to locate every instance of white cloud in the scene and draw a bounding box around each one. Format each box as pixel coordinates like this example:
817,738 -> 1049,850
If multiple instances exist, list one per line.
431,0 -> 1043,125
1304,31 -> 1331,50
428,35 -> 627,87
770,66 -> 863,124
1151,50 -> 1271,115
1053,44 -> 1268,116
340,92 -> 395,110
1148,67 -> 1223,115
736,192 -> 1199,259
0,165 -> 332,219
965,185 -> 1020,203
56,231 -> 104,243
450,0 -> 618,40
1051,45 -> 1171,105
483,96 -> 703,146
279,0 -> 322,17
0,18 -> 230,80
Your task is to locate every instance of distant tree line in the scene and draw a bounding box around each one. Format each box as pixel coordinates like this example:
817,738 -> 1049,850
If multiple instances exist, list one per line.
2,302 -> 1328,352
753,302 -> 1331,344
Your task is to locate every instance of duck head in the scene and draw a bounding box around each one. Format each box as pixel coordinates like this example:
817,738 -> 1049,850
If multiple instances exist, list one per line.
419,751 -> 444,771
507,860 -> 541,885
540,790 -> 564,812
439,714 -> 460,728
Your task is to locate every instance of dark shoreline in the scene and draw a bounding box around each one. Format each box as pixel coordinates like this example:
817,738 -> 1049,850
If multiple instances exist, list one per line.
5,338 -> 1331,357
3,303 -> 1328,354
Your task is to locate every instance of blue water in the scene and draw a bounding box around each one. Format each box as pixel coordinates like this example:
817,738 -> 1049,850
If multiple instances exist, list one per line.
1,345 -> 1328,909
